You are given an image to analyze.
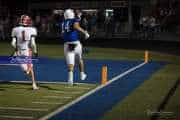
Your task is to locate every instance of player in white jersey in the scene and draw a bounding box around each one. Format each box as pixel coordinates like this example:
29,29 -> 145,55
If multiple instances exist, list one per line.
11,15 -> 39,90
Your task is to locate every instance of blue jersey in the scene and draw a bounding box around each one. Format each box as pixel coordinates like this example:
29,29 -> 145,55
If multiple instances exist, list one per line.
62,18 -> 80,42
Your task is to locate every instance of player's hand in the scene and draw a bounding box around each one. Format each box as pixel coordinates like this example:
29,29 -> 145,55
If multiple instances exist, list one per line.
84,31 -> 90,39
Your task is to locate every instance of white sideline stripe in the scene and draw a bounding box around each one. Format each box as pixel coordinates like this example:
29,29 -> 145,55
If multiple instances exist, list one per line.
32,102 -> 63,105
0,115 -> 33,119
43,96 -> 72,99
9,81 -> 90,85
39,62 -> 147,120
0,107 -> 48,111
52,91 -> 82,94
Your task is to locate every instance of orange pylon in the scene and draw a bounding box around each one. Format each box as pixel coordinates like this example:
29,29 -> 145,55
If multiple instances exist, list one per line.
101,66 -> 108,85
145,51 -> 149,63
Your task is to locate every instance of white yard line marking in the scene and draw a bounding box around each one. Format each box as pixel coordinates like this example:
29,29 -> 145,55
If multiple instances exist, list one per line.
43,96 -> 72,99
0,115 -> 33,119
0,107 -> 48,111
64,86 -> 91,90
32,102 -> 63,105
39,62 -> 146,120
52,90 -> 83,94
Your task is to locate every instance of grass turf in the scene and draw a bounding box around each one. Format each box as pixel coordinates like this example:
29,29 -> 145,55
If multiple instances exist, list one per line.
0,42 -> 180,120
101,64 -> 180,120
0,83 -> 97,120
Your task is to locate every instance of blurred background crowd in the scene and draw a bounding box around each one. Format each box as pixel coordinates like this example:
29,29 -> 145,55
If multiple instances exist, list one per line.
0,0 -> 180,41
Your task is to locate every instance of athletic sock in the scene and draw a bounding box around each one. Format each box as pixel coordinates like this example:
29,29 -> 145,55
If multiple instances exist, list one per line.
68,71 -> 73,84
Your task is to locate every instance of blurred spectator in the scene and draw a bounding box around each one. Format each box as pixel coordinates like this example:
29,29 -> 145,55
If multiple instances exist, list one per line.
81,13 -> 88,30
97,10 -> 105,30
41,15 -> 48,33
139,16 -> 149,31
148,16 -> 156,39
34,13 -> 41,31
139,16 -> 150,40
75,9 -> 82,21
4,16 -> 11,38
89,13 -> 97,35
104,15 -> 111,36
46,15 -> 54,33
0,18 -> 5,40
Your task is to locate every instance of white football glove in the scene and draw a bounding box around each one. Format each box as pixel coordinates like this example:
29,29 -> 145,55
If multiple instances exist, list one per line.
84,31 -> 90,39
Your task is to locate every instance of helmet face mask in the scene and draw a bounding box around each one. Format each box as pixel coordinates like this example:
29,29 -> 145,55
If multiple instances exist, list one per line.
20,15 -> 32,26
64,9 -> 75,19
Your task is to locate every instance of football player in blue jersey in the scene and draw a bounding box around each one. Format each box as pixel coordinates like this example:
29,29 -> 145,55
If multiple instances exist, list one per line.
62,9 -> 90,85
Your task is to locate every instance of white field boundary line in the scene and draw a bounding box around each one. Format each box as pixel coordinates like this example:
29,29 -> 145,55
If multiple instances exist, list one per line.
0,64 -> 18,66
52,90 -> 83,94
9,81 -> 91,85
0,115 -> 33,119
42,96 -> 72,99
39,62 -> 147,120
32,102 -> 63,105
0,107 -> 48,112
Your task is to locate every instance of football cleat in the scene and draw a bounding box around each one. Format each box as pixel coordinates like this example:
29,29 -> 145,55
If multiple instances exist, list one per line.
80,73 -> 87,80
32,84 -> 39,90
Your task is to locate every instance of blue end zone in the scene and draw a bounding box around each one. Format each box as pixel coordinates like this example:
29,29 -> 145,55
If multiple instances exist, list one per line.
49,61 -> 166,120
0,58 -> 166,120
0,58 -> 143,84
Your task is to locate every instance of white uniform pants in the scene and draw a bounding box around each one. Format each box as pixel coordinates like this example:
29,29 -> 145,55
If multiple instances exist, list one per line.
64,41 -> 82,65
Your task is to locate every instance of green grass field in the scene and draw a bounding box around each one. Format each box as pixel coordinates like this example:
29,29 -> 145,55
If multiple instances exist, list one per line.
0,83 -> 96,120
0,42 -> 180,120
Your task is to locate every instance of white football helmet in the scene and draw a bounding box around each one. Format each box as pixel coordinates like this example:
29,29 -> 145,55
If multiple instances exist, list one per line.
64,9 -> 75,19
